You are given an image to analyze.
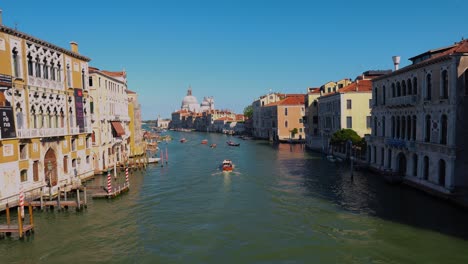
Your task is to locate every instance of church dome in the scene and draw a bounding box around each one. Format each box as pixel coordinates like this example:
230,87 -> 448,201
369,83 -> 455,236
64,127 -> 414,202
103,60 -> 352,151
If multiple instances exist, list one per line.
182,95 -> 198,107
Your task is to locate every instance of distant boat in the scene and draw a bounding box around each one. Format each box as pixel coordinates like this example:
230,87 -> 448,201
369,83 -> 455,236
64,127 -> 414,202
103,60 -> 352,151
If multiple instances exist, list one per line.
221,159 -> 233,172
201,139 -> 208,144
180,138 -> 187,143
210,143 -> 217,148
226,141 -> 240,147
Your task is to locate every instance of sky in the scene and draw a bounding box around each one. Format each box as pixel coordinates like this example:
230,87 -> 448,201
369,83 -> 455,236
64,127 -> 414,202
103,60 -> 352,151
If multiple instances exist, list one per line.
1,0 -> 467,120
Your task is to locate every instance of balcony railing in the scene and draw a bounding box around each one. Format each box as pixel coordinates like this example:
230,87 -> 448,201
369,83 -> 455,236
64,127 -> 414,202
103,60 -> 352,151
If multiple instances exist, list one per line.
70,126 -> 80,134
17,127 -> 67,138
386,95 -> 418,108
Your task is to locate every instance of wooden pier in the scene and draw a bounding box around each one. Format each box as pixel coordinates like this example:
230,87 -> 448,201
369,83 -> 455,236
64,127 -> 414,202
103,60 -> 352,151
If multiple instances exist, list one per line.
0,206 -> 34,239
89,183 -> 130,199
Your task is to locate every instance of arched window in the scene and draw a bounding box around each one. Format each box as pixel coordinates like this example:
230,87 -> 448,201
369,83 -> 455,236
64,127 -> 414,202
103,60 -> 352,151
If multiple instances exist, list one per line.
425,115 -> 431,142
401,116 -> 406,139
396,116 -> 400,138
392,83 -> 395,97
35,56 -> 41,78
12,48 -> 20,78
440,114 -> 448,145
81,68 -> 86,90
63,156 -> 69,174
402,80 -> 407,96
284,108 -> 288,116
382,85 -> 386,105
285,120 -> 288,128
397,82 -> 401,97
67,64 -> 72,87
426,74 -> 432,100
439,159 -> 446,186
20,169 -> 28,182
391,116 -> 395,138
57,63 -> 62,82
16,103 -> 24,129
412,115 -> 417,141
423,156 -> 429,180
413,77 -> 418,95
412,154 -> 418,177
374,117 -> 378,136
27,53 -> 33,76
33,161 -> 39,182
407,79 -> 412,95
382,117 -> 385,137
406,116 -> 411,140
441,70 -> 448,99
51,62 -> 56,81
43,58 -> 49,79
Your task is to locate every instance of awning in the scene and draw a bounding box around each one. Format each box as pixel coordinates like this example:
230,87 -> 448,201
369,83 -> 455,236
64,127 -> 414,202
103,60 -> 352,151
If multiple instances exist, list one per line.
111,121 -> 125,137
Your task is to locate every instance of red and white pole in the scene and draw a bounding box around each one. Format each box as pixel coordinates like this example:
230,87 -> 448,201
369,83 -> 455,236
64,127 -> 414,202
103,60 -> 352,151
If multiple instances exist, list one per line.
107,170 -> 112,194
125,167 -> 129,185
19,185 -> 24,218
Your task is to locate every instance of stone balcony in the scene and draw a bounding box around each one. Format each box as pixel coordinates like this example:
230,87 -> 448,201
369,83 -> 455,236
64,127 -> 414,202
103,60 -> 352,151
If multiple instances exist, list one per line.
70,126 -> 80,134
17,127 -> 67,138
386,95 -> 418,108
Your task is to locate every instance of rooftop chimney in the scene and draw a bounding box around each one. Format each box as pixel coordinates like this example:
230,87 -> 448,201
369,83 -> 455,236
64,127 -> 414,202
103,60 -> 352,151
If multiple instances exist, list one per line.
70,41 -> 78,53
392,56 -> 400,71
0,9 -> 3,26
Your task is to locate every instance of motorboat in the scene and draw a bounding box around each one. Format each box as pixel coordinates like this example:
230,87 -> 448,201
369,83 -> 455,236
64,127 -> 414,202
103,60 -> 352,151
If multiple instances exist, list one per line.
201,139 -> 208,144
210,143 -> 217,148
222,159 -> 233,172
180,138 -> 187,143
226,141 -> 240,147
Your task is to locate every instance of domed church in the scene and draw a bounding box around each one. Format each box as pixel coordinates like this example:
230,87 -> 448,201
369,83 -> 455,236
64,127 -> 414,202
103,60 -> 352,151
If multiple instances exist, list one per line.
180,86 -> 214,113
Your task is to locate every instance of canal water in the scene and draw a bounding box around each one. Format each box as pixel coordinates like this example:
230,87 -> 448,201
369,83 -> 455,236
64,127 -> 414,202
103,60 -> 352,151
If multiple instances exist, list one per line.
1,131 -> 468,263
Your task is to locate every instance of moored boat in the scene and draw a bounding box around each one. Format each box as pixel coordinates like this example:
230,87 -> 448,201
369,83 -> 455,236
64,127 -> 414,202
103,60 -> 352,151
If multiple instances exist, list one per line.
226,140 -> 240,146
222,159 -> 233,172
201,139 -> 208,144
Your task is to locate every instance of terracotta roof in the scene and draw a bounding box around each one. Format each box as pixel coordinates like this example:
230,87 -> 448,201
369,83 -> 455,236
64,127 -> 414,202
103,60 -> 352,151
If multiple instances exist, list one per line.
101,70 -> 126,78
126,90 -> 136,94
338,79 -> 372,93
266,95 -> 305,106
309,89 -> 321,94
216,117 -> 234,121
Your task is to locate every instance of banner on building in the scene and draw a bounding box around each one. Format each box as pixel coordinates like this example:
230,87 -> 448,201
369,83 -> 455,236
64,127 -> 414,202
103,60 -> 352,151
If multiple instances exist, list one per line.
0,74 -> 16,139
74,88 -> 85,133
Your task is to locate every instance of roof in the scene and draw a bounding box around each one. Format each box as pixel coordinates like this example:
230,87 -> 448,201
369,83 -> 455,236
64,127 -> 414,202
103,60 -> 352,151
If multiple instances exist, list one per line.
339,79 -> 372,93
375,39 -> 468,81
101,70 -> 126,78
216,117 -> 234,121
0,25 -> 91,62
126,90 -> 136,94
265,95 -> 305,106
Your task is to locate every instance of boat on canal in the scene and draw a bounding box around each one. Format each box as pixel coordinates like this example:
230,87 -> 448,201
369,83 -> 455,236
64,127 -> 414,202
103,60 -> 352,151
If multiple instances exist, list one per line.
201,139 -> 208,144
180,138 -> 187,143
210,143 -> 217,148
221,159 -> 233,172
226,140 -> 240,146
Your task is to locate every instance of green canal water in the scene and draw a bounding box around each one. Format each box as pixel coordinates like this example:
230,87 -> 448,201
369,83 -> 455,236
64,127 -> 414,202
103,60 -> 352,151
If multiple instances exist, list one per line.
1,131 -> 468,263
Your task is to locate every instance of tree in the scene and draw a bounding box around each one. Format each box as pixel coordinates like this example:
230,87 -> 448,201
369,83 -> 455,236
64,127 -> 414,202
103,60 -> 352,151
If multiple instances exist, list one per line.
290,128 -> 298,138
330,129 -> 361,145
243,105 -> 253,119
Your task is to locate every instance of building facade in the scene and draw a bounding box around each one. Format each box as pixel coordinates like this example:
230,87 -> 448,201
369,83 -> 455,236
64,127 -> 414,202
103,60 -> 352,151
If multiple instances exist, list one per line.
88,67 -> 130,174
367,40 -> 468,194
0,23 -> 93,205
127,89 -> 145,159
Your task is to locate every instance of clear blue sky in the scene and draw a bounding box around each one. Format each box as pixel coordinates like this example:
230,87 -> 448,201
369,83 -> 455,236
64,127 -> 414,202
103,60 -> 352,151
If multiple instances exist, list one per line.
1,0 -> 467,119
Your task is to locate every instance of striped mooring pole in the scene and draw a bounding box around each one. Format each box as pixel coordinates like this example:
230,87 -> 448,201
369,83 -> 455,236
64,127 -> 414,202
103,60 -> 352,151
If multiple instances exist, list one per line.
19,185 -> 25,218
125,167 -> 129,185
107,169 -> 112,194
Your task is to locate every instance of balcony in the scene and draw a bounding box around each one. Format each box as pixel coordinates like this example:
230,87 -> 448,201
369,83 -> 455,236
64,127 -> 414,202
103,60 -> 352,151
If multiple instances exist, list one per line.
70,126 -> 80,134
17,127 -> 67,138
386,95 -> 418,108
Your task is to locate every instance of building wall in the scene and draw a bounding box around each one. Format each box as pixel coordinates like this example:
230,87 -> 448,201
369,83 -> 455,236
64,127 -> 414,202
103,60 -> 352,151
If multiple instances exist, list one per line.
341,92 -> 372,137
277,105 -> 305,140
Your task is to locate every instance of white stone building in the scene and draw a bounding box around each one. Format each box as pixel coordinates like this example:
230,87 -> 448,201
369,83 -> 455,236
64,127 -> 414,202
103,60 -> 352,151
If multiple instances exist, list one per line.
367,40 -> 468,194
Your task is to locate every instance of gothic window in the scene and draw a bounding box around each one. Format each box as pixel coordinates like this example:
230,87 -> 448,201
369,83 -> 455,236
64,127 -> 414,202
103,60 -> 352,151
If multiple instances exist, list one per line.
412,154 -> 418,177
396,116 -> 400,138
67,64 -> 72,87
425,74 -> 432,100
82,68 -> 86,90
43,58 -> 49,79
51,62 -> 56,81
16,103 -> 24,129
412,115 -> 417,141
382,85 -> 386,105
57,63 -> 62,82
425,115 -> 431,142
12,48 -> 20,78
413,77 -> 418,95
402,80 -> 407,96
407,79 -> 412,95
439,159 -> 446,186
382,117 -> 385,137
406,115 -> 411,140
391,83 -> 396,97
391,116 -> 395,138
397,82 -> 401,97
440,114 -> 448,145
27,53 -> 33,76
401,116 -> 406,139
35,56 -> 41,78
423,156 -> 429,180
441,70 -> 448,99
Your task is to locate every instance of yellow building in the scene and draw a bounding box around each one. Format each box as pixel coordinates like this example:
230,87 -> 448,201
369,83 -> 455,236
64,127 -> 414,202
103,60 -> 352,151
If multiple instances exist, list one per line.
0,20 -> 93,207
127,89 -> 145,160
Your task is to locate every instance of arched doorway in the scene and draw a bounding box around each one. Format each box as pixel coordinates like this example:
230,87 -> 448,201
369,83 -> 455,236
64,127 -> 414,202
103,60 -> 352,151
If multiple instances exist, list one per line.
44,148 -> 58,186
397,152 -> 407,176
439,159 -> 446,186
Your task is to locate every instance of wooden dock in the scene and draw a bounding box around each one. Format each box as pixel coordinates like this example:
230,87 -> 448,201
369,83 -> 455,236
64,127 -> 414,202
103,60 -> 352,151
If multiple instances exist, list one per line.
90,183 -> 130,199
0,206 -> 34,239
